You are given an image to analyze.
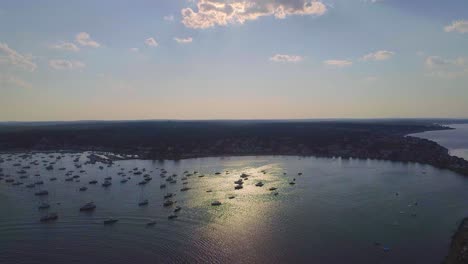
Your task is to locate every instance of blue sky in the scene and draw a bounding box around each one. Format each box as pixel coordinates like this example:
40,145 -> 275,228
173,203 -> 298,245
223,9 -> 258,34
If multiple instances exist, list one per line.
0,0 -> 467,121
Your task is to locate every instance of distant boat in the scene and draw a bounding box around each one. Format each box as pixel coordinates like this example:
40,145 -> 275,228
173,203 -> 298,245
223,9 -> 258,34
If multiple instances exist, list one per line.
211,201 -> 222,206
102,181 -> 112,187
160,184 -> 166,189
228,196 -> 235,199
80,202 -> 96,211
49,177 -> 57,181
180,187 -> 190,192
35,190 -> 48,196
79,186 -> 88,191
89,180 -> 98,184
38,203 -> 50,209
163,200 -> 174,207
269,187 -> 277,191
120,179 -> 128,183
103,218 -> 118,225
138,199 -> 149,206
255,182 -> 264,187
174,206 -> 181,212
40,213 -> 58,222
168,214 -> 178,220
164,193 -> 174,199
146,220 -> 156,226
234,179 -> 243,185
234,185 -> 243,190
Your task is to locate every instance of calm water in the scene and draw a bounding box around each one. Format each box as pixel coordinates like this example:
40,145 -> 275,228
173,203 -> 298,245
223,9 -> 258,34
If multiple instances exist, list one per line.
1,153 -> 468,264
411,123 -> 468,160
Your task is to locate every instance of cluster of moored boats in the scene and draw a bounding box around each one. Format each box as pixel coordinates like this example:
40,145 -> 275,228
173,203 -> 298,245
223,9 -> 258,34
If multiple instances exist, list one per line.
0,152 -> 302,226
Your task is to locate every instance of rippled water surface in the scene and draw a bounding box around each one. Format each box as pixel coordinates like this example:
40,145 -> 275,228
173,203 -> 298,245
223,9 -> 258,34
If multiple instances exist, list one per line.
1,153 -> 468,264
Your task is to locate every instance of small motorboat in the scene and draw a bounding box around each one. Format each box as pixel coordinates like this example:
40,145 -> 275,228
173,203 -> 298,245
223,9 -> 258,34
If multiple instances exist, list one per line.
120,179 -> 128,183
79,186 -> 88,191
234,179 -> 243,185
138,199 -> 149,206
80,202 -> 96,211
180,187 -> 190,192
102,181 -> 112,187
164,193 -> 174,199
174,206 -> 181,212
146,220 -> 156,226
89,180 -> 98,184
163,200 -> 174,207
160,184 -> 166,189
168,214 -> 178,220
26,183 -> 36,188
269,187 -> 277,191
228,196 -> 235,199
103,218 -> 118,225
40,213 -> 58,222
255,182 -> 264,187
234,184 -> 243,190
49,177 -> 57,181
211,201 -> 222,206
104,177 -> 112,180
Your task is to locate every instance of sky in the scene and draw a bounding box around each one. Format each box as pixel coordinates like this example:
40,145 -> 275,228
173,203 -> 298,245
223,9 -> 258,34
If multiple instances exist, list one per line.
0,0 -> 467,121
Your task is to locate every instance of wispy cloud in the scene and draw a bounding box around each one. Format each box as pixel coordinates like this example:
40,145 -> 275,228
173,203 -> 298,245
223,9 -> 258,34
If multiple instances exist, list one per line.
181,0 -> 327,29
269,54 -> 304,63
75,32 -> 100,48
444,20 -> 468,34
323,59 -> 353,68
425,55 -> 468,78
0,42 -> 37,71
49,59 -> 86,70
0,74 -> 32,89
129,47 -> 139,52
361,50 -> 395,61
174,37 -> 193,44
164,15 -> 175,22
145,37 -> 158,47
50,41 -> 80,52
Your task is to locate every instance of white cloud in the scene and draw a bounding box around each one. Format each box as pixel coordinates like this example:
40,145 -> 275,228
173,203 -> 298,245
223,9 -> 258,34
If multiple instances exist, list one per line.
164,15 -> 175,22
0,74 -> 32,89
425,55 -> 468,78
174,37 -> 193,44
0,42 -> 37,71
361,50 -> 395,61
50,41 -> 80,52
145,37 -> 158,47
444,20 -> 468,34
269,54 -> 304,63
75,32 -> 100,48
129,48 -> 139,52
49,59 -> 86,70
181,0 -> 327,29
323,59 -> 352,68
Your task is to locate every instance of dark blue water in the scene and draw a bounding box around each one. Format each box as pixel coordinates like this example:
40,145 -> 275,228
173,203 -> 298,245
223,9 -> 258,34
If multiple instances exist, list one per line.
1,153 -> 467,263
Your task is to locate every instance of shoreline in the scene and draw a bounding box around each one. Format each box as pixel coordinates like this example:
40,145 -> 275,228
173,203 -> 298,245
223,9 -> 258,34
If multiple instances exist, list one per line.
444,218 -> 468,264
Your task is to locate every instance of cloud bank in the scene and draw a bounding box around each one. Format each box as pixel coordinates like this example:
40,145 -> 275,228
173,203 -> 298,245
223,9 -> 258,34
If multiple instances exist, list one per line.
181,0 -> 327,29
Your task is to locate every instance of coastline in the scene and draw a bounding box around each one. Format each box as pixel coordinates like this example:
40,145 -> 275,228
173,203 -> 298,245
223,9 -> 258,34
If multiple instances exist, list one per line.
444,218 -> 468,264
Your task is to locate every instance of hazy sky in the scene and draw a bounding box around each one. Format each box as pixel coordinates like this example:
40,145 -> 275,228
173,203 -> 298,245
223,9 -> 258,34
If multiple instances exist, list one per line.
1,0 -> 467,121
